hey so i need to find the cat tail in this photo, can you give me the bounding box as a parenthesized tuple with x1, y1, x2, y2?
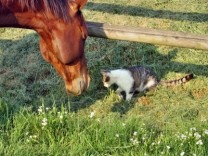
(159, 73, 194, 87)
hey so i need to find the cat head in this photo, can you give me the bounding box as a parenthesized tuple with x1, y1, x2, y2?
(101, 70, 113, 88)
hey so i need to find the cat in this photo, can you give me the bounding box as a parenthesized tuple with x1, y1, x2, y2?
(101, 66, 193, 101)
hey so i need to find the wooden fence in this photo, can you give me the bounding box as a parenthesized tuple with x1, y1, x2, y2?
(86, 21, 208, 50)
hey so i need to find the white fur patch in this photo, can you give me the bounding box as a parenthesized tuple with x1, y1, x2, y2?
(144, 79, 156, 89)
(106, 69, 134, 92)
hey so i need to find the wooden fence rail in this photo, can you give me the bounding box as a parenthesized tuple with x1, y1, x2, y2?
(86, 21, 208, 50)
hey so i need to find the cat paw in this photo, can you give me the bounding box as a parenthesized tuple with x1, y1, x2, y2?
(126, 93, 133, 101)
(118, 94, 124, 100)
(116, 88, 123, 94)
(126, 97, 132, 101)
(117, 91, 126, 100)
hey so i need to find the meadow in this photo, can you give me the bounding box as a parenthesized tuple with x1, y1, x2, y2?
(0, 0, 208, 155)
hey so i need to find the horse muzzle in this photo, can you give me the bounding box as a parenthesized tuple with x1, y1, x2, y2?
(65, 73, 90, 95)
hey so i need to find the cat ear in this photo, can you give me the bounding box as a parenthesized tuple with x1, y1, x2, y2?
(100, 69, 110, 75)
(101, 70, 111, 82)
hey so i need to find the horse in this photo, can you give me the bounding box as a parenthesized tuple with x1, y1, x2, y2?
(0, 0, 90, 95)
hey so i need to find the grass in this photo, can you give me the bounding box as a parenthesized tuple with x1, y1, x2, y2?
(0, 0, 208, 155)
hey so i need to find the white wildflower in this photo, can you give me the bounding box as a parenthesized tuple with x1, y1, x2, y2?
(194, 132, 201, 139)
(96, 118, 101, 122)
(122, 123, 126, 127)
(180, 151, 185, 156)
(204, 129, 208, 135)
(166, 145, 170, 150)
(133, 131, 137, 136)
(130, 137, 139, 145)
(38, 106, 43, 114)
(196, 140, 203, 145)
(190, 127, 196, 131)
(59, 115, 63, 119)
(42, 118, 47, 126)
(193, 154, 196, 156)
(134, 140, 139, 145)
(115, 134, 119, 138)
(181, 134, 187, 140)
(29, 135, 37, 139)
(89, 111, 95, 118)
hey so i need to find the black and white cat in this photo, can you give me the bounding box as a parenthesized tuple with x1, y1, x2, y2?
(101, 66, 193, 101)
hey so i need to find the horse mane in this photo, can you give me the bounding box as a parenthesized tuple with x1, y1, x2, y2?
(2, 0, 73, 21)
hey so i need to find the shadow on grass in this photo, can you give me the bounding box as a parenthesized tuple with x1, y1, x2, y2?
(86, 2, 208, 22)
(111, 100, 135, 115)
(0, 33, 62, 106)
(111, 92, 149, 115)
(0, 33, 106, 113)
(69, 40, 208, 114)
(1, 32, 208, 114)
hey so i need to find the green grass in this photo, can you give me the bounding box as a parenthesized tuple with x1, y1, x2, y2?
(0, 0, 208, 155)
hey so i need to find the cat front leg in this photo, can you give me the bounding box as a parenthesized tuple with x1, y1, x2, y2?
(116, 87, 123, 94)
(126, 93, 133, 101)
(116, 87, 125, 100)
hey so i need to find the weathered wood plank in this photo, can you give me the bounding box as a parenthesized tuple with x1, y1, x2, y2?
(86, 21, 208, 50)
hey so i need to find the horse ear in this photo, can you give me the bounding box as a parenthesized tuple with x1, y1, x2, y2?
(75, 0, 88, 9)
(70, 0, 87, 11)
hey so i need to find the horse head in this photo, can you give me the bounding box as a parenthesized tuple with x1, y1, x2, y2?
(0, 0, 90, 95)
(37, 0, 90, 95)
